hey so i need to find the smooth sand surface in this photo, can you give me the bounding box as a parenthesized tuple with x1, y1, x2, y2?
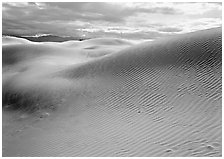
(2, 36, 32, 45)
(2, 28, 222, 157)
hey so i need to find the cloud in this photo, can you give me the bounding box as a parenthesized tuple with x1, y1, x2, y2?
(134, 6, 181, 15)
(2, 2, 222, 39)
(2, 2, 130, 36)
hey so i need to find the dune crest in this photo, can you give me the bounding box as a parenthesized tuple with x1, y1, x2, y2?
(2, 36, 32, 45)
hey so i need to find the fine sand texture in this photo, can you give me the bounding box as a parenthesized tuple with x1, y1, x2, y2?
(2, 28, 222, 157)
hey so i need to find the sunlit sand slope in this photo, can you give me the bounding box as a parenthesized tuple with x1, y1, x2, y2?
(2, 36, 32, 45)
(2, 28, 221, 157)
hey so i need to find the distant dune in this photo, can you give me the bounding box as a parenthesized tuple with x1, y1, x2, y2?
(2, 36, 32, 45)
(2, 28, 222, 157)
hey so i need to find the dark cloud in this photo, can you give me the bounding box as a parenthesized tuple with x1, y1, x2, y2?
(2, 2, 182, 36)
(3, 2, 127, 25)
(2, 2, 221, 38)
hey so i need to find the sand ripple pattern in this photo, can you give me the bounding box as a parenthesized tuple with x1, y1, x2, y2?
(2, 28, 222, 157)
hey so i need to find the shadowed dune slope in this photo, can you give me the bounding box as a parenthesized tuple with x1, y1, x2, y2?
(2, 28, 222, 157)
(2, 37, 132, 111)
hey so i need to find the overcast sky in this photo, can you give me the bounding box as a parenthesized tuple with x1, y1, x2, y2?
(2, 2, 222, 39)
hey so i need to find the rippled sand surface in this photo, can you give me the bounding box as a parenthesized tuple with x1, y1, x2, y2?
(2, 28, 222, 157)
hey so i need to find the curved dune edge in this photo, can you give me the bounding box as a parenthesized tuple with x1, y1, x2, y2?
(2, 28, 222, 157)
(2, 36, 32, 45)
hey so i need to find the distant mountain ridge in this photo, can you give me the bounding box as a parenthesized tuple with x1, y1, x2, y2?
(3, 34, 89, 42)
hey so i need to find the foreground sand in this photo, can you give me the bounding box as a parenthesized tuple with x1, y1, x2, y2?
(2, 28, 222, 157)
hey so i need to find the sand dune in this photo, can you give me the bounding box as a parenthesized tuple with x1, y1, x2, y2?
(2, 36, 32, 45)
(2, 28, 222, 157)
